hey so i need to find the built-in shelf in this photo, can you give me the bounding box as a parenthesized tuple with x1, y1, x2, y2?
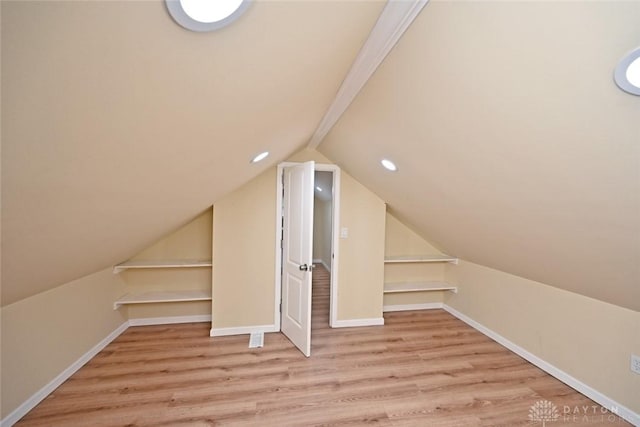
(384, 255, 458, 264)
(113, 290, 212, 310)
(113, 259, 212, 274)
(383, 281, 458, 294)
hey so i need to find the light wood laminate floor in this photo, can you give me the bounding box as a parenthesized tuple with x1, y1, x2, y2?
(17, 266, 629, 426)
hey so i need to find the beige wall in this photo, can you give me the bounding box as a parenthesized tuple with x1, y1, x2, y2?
(445, 260, 640, 415)
(0, 268, 127, 418)
(212, 148, 386, 329)
(336, 173, 386, 321)
(385, 212, 441, 257)
(212, 168, 277, 329)
(312, 197, 332, 269)
(1, 210, 214, 419)
(121, 208, 213, 319)
(130, 208, 212, 261)
(384, 212, 447, 307)
(383, 290, 444, 307)
(318, 1, 640, 313)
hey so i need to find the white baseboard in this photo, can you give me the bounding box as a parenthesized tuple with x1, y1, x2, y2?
(210, 324, 278, 337)
(1, 315, 214, 427)
(383, 302, 443, 312)
(443, 304, 639, 427)
(0, 321, 129, 427)
(312, 259, 331, 272)
(331, 317, 385, 328)
(128, 314, 212, 326)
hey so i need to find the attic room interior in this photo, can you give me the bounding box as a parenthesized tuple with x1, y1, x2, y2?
(1, 0, 639, 425)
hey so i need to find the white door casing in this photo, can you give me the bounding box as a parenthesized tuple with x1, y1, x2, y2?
(281, 161, 315, 357)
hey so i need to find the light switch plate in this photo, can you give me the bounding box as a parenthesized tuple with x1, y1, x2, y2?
(631, 354, 640, 374)
(340, 227, 348, 239)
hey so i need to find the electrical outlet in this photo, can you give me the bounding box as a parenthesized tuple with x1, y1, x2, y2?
(631, 354, 640, 375)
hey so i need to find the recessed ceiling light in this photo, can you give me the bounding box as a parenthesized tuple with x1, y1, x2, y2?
(166, 0, 250, 32)
(250, 151, 269, 164)
(614, 47, 640, 96)
(315, 186, 323, 192)
(381, 159, 397, 172)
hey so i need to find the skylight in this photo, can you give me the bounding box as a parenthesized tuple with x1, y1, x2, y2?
(625, 56, 640, 88)
(166, 0, 250, 32)
(180, 0, 243, 23)
(614, 47, 640, 96)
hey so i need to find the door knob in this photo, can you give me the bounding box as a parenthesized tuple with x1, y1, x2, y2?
(299, 264, 309, 271)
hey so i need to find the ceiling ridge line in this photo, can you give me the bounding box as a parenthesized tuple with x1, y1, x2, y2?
(307, 0, 429, 150)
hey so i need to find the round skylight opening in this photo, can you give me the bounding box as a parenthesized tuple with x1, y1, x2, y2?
(166, 0, 250, 32)
(250, 151, 269, 164)
(381, 159, 398, 172)
(180, 0, 243, 23)
(614, 47, 640, 96)
(626, 56, 640, 88)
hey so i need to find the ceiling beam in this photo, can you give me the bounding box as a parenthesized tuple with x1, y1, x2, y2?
(307, 0, 429, 149)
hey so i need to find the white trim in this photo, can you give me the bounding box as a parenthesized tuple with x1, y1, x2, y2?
(128, 314, 211, 327)
(274, 164, 285, 332)
(443, 304, 639, 426)
(113, 290, 211, 310)
(307, 0, 429, 149)
(384, 255, 458, 264)
(0, 322, 129, 427)
(113, 259, 212, 274)
(313, 164, 341, 328)
(383, 302, 443, 312)
(210, 324, 278, 337)
(331, 317, 385, 328)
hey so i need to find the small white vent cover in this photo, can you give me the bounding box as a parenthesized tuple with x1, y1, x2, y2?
(249, 332, 264, 348)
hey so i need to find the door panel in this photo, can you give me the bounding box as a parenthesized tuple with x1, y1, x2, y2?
(286, 275, 302, 325)
(281, 161, 314, 357)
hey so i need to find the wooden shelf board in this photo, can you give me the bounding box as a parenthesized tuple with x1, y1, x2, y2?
(384, 281, 458, 294)
(113, 259, 212, 273)
(384, 255, 458, 264)
(113, 290, 212, 310)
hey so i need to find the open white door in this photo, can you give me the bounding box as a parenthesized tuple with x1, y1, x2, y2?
(281, 161, 314, 357)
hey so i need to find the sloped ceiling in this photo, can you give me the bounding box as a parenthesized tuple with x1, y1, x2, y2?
(318, 1, 640, 311)
(3, 0, 639, 313)
(1, 0, 385, 305)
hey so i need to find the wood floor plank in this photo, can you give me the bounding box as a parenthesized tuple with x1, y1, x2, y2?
(16, 265, 630, 426)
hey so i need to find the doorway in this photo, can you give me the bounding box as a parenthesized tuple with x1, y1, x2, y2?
(275, 163, 341, 356)
(312, 171, 334, 328)
(312, 171, 334, 273)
